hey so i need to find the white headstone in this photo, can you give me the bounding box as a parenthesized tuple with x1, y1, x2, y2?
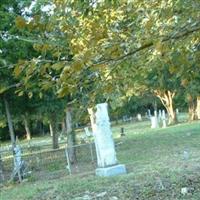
(151, 116, 158, 128)
(183, 149, 189, 160)
(151, 110, 158, 128)
(88, 104, 117, 167)
(137, 114, 142, 121)
(154, 110, 157, 117)
(88, 103, 126, 176)
(158, 110, 162, 122)
(147, 109, 151, 118)
(162, 110, 167, 128)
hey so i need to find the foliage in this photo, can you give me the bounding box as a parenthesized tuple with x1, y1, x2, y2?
(0, 0, 200, 139)
(13, 0, 200, 99)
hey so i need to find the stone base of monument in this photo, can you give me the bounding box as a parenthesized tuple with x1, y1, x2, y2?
(95, 164, 127, 177)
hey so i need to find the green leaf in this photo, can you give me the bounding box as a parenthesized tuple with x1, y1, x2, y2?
(28, 92, 33, 98)
(18, 91, 24, 96)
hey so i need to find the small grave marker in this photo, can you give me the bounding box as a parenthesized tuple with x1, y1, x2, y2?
(120, 127, 125, 137)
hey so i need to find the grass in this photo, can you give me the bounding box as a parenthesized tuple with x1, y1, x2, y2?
(1, 119, 200, 200)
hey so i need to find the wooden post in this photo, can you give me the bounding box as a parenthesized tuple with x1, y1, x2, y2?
(0, 154, 5, 182)
(65, 147, 72, 175)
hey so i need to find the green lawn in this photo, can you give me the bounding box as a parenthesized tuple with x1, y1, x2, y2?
(1, 120, 200, 200)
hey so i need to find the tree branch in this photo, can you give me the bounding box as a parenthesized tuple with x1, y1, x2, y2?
(94, 21, 200, 66)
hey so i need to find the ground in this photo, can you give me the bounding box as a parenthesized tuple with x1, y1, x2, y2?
(1, 117, 200, 200)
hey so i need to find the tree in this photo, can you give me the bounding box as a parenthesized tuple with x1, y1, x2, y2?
(34, 92, 66, 149)
(13, 0, 200, 127)
(0, 0, 36, 146)
(178, 43, 200, 121)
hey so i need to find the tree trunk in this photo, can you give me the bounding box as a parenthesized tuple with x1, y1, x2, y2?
(61, 119, 67, 136)
(188, 95, 197, 121)
(167, 100, 177, 125)
(4, 97, 23, 181)
(155, 90, 177, 125)
(49, 123, 53, 136)
(66, 107, 76, 164)
(49, 113, 59, 149)
(196, 96, 200, 120)
(23, 114, 31, 140)
(4, 96, 16, 147)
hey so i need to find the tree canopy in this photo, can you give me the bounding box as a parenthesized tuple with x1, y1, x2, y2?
(0, 0, 200, 140)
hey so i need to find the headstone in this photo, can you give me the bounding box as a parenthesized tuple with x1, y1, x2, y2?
(154, 110, 157, 117)
(158, 110, 162, 122)
(145, 112, 148, 119)
(122, 116, 126, 122)
(120, 127, 125, 137)
(151, 110, 158, 128)
(123, 116, 129, 122)
(137, 114, 142, 121)
(176, 108, 179, 121)
(151, 116, 158, 128)
(183, 149, 189, 160)
(147, 109, 151, 118)
(88, 103, 126, 176)
(162, 110, 167, 128)
(181, 187, 188, 195)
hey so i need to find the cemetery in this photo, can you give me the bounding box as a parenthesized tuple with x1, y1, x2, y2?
(0, 0, 200, 199)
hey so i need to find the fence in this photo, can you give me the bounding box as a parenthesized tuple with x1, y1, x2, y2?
(0, 113, 188, 186)
(0, 116, 156, 185)
(0, 142, 97, 185)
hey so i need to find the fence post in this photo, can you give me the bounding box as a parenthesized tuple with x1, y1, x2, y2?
(0, 154, 4, 182)
(65, 147, 72, 175)
(12, 146, 22, 182)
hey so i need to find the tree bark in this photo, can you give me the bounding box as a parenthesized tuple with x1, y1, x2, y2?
(196, 96, 200, 120)
(154, 90, 177, 125)
(49, 113, 59, 149)
(188, 95, 197, 121)
(49, 123, 53, 137)
(23, 114, 31, 140)
(4, 97, 23, 181)
(4, 96, 16, 147)
(66, 107, 76, 164)
(61, 119, 67, 136)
